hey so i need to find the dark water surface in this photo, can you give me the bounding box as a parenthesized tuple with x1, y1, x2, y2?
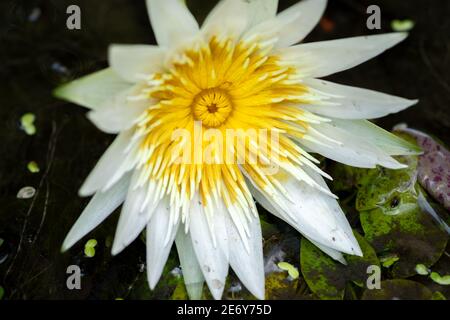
(0, 0, 449, 299)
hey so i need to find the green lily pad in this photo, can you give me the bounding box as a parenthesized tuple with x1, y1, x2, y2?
(362, 279, 432, 300)
(300, 231, 380, 300)
(431, 291, 446, 300)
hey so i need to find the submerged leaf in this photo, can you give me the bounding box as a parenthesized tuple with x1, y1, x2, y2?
(362, 279, 432, 300)
(300, 231, 379, 300)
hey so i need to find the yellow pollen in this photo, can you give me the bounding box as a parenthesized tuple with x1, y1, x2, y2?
(133, 36, 315, 218)
(192, 88, 233, 128)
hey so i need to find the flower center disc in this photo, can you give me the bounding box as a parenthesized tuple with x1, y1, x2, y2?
(192, 88, 233, 128)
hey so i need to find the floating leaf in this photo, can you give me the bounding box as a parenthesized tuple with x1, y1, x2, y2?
(380, 254, 399, 268)
(277, 262, 299, 279)
(0, 286, 4, 300)
(362, 279, 432, 300)
(85, 239, 98, 248)
(415, 264, 429, 275)
(20, 113, 36, 135)
(84, 239, 98, 258)
(27, 161, 40, 173)
(431, 291, 446, 300)
(264, 272, 301, 300)
(391, 19, 415, 32)
(300, 231, 380, 300)
(430, 272, 450, 285)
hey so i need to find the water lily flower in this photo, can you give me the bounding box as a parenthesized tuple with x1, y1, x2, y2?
(56, 0, 421, 300)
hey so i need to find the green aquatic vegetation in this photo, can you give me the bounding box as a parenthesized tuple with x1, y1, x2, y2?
(300, 231, 380, 300)
(391, 19, 415, 32)
(277, 262, 299, 280)
(380, 254, 400, 268)
(20, 113, 37, 135)
(84, 239, 98, 258)
(430, 272, 450, 285)
(0, 286, 4, 300)
(27, 161, 40, 173)
(354, 155, 448, 278)
(431, 291, 446, 300)
(415, 264, 430, 275)
(361, 279, 432, 300)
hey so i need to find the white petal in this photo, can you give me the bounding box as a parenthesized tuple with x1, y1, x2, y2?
(278, 33, 407, 78)
(299, 121, 407, 169)
(62, 173, 130, 252)
(87, 84, 149, 134)
(249, 181, 346, 263)
(79, 129, 134, 197)
(175, 229, 204, 300)
(247, 0, 278, 28)
(331, 119, 422, 155)
(225, 209, 265, 299)
(146, 0, 199, 48)
(309, 239, 347, 264)
(53, 68, 131, 110)
(302, 79, 418, 119)
(146, 199, 180, 289)
(202, 0, 249, 39)
(189, 195, 229, 300)
(111, 171, 154, 256)
(108, 45, 166, 83)
(246, 171, 362, 256)
(246, 0, 326, 47)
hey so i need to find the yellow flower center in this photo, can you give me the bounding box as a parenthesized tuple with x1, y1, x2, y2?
(192, 88, 233, 128)
(130, 36, 327, 227)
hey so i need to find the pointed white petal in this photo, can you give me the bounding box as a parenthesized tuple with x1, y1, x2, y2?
(108, 45, 166, 83)
(87, 84, 149, 134)
(62, 173, 130, 252)
(202, 0, 249, 39)
(278, 33, 407, 77)
(176, 229, 205, 300)
(309, 239, 347, 264)
(111, 172, 154, 256)
(246, 171, 362, 256)
(146, 0, 199, 48)
(79, 129, 134, 197)
(225, 209, 265, 300)
(189, 195, 229, 300)
(249, 182, 346, 263)
(332, 119, 422, 155)
(246, 0, 326, 47)
(298, 121, 407, 169)
(146, 199, 180, 289)
(53, 68, 131, 110)
(302, 79, 418, 119)
(247, 0, 278, 28)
